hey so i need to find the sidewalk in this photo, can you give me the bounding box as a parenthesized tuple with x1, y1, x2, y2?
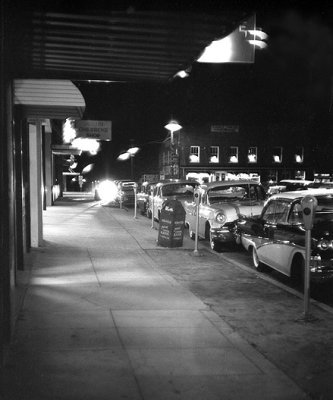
(1, 197, 311, 399)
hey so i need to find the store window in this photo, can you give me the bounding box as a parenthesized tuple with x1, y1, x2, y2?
(229, 146, 238, 163)
(295, 146, 304, 163)
(209, 146, 219, 163)
(248, 146, 257, 163)
(189, 146, 200, 163)
(273, 147, 283, 163)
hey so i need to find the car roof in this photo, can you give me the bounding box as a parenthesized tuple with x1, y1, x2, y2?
(269, 188, 333, 201)
(279, 179, 313, 184)
(156, 179, 199, 186)
(201, 180, 262, 189)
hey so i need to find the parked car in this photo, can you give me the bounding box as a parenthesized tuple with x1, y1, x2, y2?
(267, 179, 313, 196)
(147, 179, 199, 221)
(235, 189, 333, 283)
(184, 180, 266, 251)
(136, 181, 157, 216)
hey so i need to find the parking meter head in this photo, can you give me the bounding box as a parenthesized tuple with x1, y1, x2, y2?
(194, 188, 201, 205)
(301, 195, 318, 230)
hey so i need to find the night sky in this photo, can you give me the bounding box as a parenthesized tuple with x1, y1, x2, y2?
(73, 3, 333, 181)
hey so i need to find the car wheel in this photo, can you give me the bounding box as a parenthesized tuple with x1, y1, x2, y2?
(252, 246, 266, 272)
(206, 225, 222, 252)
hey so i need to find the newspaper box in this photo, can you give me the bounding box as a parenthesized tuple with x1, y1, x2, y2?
(157, 199, 185, 247)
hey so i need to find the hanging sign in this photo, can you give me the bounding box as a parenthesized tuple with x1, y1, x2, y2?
(76, 120, 112, 141)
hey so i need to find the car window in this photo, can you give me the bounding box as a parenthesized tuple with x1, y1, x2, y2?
(289, 202, 303, 224)
(162, 183, 197, 197)
(208, 184, 264, 204)
(262, 200, 290, 224)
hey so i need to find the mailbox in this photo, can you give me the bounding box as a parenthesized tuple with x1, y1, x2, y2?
(157, 199, 186, 247)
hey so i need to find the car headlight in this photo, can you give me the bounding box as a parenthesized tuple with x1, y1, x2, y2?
(317, 239, 332, 250)
(215, 212, 227, 225)
(98, 180, 118, 203)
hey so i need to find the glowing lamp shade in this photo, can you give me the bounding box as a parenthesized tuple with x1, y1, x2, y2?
(127, 146, 140, 155)
(117, 152, 131, 161)
(229, 155, 238, 163)
(197, 36, 233, 63)
(164, 121, 182, 132)
(210, 156, 219, 163)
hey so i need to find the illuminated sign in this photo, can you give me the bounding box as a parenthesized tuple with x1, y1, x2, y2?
(76, 120, 112, 141)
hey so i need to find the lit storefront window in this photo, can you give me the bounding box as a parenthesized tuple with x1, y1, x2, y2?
(273, 147, 283, 163)
(229, 146, 238, 163)
(209, 146, 219, 163)
(189, 146, 200, 163)
(295, 146, 304, 163)
(248, 146, 257, 163)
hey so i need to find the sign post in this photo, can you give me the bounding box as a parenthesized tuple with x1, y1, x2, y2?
(300, 195, 318, 320)
(133, 183, 138, 219)
(193, 188, 201, 256)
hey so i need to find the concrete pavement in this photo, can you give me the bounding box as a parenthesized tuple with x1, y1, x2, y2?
(1, 195, 311, 399)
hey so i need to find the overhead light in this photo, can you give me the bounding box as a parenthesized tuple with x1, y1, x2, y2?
(197, 36, 233, 63)
(117, 152, 131, 161)
(174, 69, 190, 79)
(247, 29, 268, 41)
(127, 146, 140, 155)
(248, 39, 267, 49)
(164, 121, 182, 132)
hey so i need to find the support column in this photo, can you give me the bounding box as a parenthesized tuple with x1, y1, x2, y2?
(29, 120, 43, 247)
(44, 126, 52, 207)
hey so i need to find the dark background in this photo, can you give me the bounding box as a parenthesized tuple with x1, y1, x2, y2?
(72, 2, 333, 181)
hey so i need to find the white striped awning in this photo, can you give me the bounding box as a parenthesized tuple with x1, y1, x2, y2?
(14, 79, 86, 119)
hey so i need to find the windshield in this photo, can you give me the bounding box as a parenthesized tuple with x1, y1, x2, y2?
(162, 183, 198, 197)
(208, 184, 264, 204)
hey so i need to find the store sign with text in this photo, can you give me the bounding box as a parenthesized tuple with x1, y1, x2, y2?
(76, 120, 112, 141)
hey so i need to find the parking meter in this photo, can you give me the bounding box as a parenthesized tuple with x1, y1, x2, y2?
(133, 183, 138, 219)
(300, 195, 318, 320)
(193, 188, 201, 255)
(194, 188, 201, 205)
(301, 195, 318, 230)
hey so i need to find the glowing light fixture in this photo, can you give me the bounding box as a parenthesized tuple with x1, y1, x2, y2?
(197, 36, 233, 63)
(229, 155, 238, 163)
(72, 137, 100, 155)
(273, 155, 281, 163)
(210, 156, 219, 163)
(164, 120, 182, 144)
(117, 152, 131, 161)
(248, 154, 257, 163)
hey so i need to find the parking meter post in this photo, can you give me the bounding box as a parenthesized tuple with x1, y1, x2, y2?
(300, 195, 318, 320)
(151, 189, 155, 229)
(133, 184, 138, 219)
(304, 230, 311, 317)
(193, 188, 201, 256)
(194, 202, 200, 255)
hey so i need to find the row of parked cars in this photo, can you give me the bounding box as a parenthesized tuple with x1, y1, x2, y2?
(96, 177, 333, 284)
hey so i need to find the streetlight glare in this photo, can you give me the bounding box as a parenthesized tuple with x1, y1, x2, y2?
(164, 121, 182, 132)
(117, 152, 131, 161)
(127, 146, 140, 155)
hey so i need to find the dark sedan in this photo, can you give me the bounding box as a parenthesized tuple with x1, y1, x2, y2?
(235, 189, 333, 283)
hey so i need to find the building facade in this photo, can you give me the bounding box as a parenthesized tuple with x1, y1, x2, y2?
(159, 122, 313, 186)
